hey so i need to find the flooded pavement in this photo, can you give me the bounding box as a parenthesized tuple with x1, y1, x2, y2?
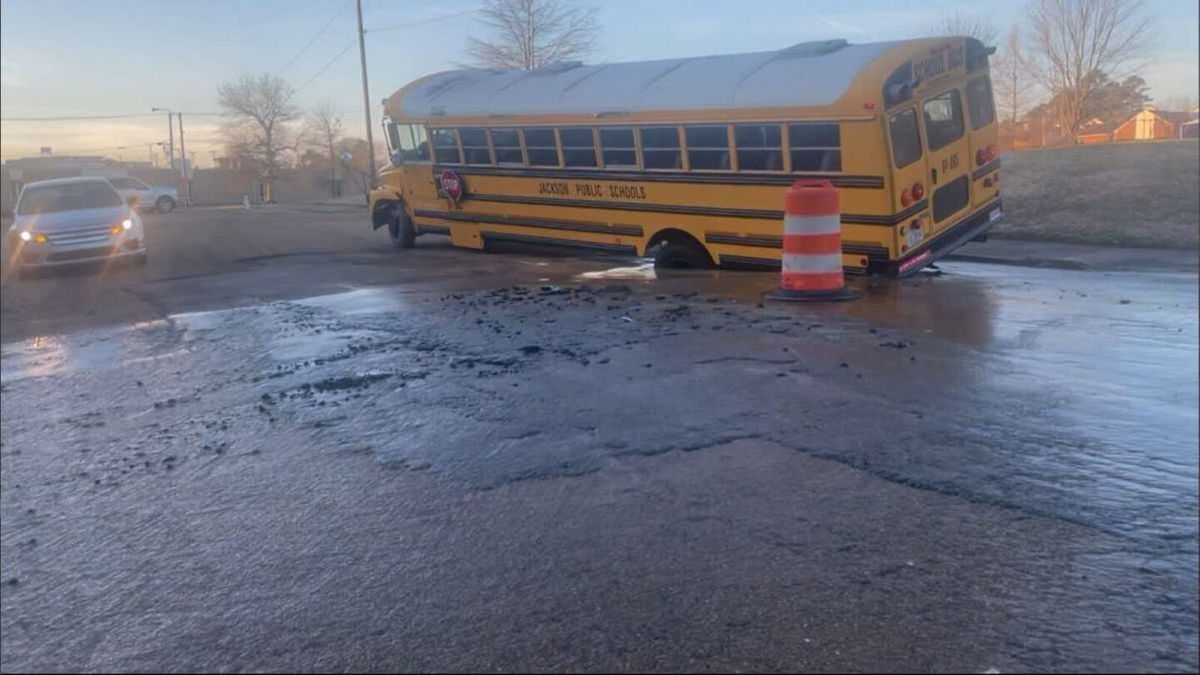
(1, 214, 1197, 671)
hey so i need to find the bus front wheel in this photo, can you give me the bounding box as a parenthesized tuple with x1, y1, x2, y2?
(653, 238, 714, 270)
(389, 210, 416, 249)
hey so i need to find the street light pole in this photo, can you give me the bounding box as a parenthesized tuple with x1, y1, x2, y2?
(356, 0, 376, 201)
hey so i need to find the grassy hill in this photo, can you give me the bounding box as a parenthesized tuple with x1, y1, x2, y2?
(994, 140, 1198, 249)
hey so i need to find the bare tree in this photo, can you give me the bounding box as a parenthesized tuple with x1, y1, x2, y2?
(218, 73, 300, 202)
(1025, 0, 1153, 143)
(933, 10, 998, 44)
(466, 0, 599, 70)
(306, 101, 344, 198)
(992, 26, 1031, 147)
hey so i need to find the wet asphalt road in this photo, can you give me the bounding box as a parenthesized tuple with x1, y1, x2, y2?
(1, 205, 1197, 672)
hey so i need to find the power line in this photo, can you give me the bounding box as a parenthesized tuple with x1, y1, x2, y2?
(2, 113, 158, 121)
(366, 7, 480, 33)
(294, 41, 355, 93)
(3, 111, 222, 121)
(277, 0, 353, 73)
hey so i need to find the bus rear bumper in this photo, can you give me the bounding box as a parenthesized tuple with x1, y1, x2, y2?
(883, 198, 1003, 278)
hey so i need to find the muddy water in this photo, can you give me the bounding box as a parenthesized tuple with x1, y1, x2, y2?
(1, 260, 1196, 670)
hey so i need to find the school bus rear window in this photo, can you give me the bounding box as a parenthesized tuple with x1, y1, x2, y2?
(966, 77, 995, 130)
(923, 90, 965, 151)
(889, 109, 922, 168)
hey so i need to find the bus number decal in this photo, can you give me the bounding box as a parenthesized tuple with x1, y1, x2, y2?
(941, 154, 959, 172)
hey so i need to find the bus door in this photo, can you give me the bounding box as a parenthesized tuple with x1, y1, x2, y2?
(919, 87, 971, 234)
(386, 121, 439, 209)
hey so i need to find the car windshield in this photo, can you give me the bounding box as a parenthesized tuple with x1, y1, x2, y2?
(17, 181, 123, 214)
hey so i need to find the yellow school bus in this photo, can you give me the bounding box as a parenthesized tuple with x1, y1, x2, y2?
(370, 36, 1003, 276)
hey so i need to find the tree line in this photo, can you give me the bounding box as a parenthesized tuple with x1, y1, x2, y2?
(939, 0, 1182, 148)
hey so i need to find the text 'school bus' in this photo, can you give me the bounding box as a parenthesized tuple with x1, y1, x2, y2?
(369, 36, 1003, 276)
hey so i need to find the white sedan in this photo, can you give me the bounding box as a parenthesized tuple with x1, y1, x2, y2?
(7, 177, 147, 269)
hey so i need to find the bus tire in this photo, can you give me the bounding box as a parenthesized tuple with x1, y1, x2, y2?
(389, 209, 416, 249)
(653, 237, 714, 270)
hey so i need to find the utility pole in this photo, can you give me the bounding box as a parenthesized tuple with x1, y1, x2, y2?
(177, 112, 190, 207)
(356, 0, 376, 201)
(152, 107, 176, 172)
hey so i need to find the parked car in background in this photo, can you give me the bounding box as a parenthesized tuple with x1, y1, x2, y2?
(107, 176, 178, 213)
(6, 177, 146, 270)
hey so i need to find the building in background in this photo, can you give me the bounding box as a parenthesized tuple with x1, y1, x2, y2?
(1076, 107, 1200, 144)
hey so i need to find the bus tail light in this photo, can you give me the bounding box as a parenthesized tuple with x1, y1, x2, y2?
(911, 182, 924, 201)
(976, 149, 988, 166)
(901, 187, 913, 207)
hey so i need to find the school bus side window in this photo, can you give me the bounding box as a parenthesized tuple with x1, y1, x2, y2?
(523, 128, 558, 166)
(685, 125, 730, 171)
(599, 128, 637, 168)
(639, 127, 681, 169)
(889, 109, 922, 168)
(490, 128, 523, 164)
(966, 77, 995, 130)
(788, 123, 840, 171)
(735, 124, 782, 171)
(459, 128, 491, 164)
(923, 90, 965, 151)
(431, 128, 461, 163)
(560, 128, 597, 167)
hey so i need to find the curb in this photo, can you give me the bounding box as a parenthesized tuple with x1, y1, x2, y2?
(943, 252, 1199, 274)
(942, 253, 1092, 271)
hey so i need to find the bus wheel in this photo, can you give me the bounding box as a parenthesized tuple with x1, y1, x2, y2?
(654, 238, 714, 270)
(389, 210, 416, 249)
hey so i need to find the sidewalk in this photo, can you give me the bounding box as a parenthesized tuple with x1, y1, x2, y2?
(945, 239, 1199, 274)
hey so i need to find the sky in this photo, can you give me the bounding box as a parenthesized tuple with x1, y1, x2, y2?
(1, 0, 1197, 164)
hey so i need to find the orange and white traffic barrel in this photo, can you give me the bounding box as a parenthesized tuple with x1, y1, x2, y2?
(767, 179, 856, 302)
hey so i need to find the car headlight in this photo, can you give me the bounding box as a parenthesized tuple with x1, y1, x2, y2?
(19, 230, 31, 242)
(122, 219, 133, 230)
(110, 219, 133, 235)
(17, 231, 46, 243)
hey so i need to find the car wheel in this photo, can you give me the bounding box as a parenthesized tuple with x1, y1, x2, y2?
(155, 196, 176, 213)
(389, 209, 416, 250)
(654, 238, 714, 270)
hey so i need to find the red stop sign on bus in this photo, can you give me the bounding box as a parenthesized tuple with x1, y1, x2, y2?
(439, 169, 464, 203)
